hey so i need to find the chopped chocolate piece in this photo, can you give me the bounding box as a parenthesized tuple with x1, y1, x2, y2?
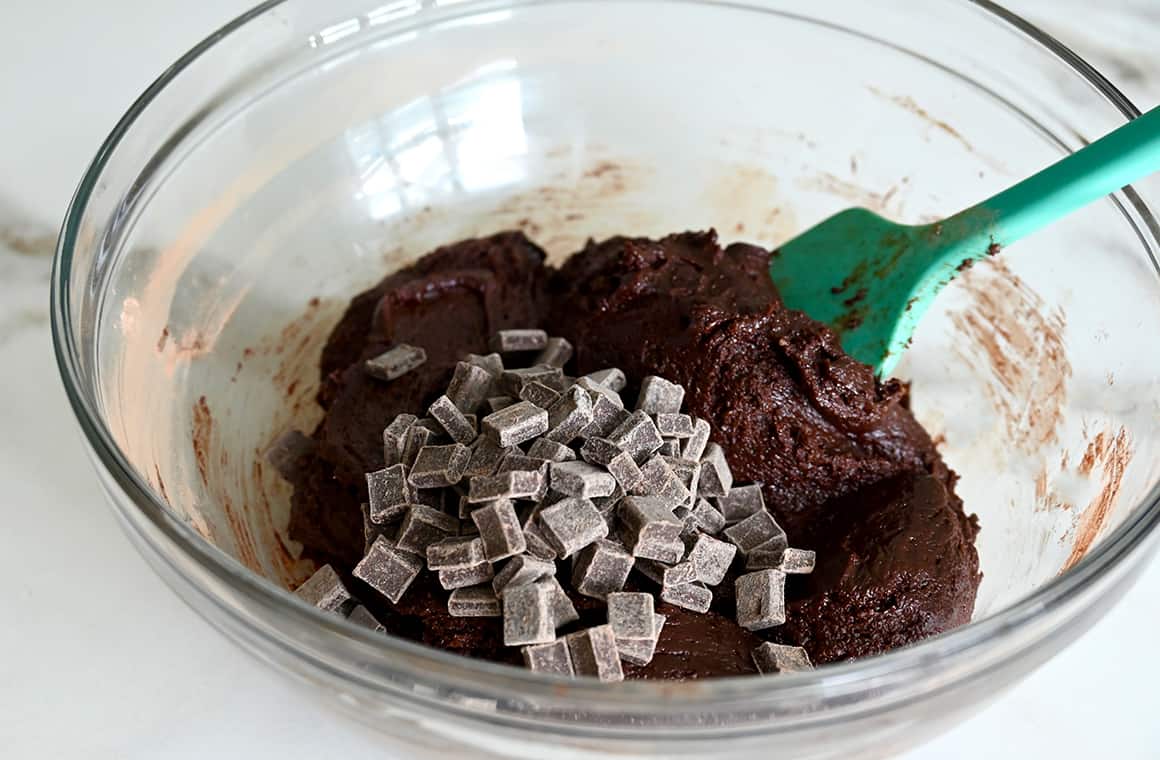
(571, 538, 634, 599)
(650, 537, 687, 565)
(414, 417, 446, 438)
(400, 425, 432, 469)
(565, 625, 624, 682)
(360, 502, 384, 553)
(579, 437, 620, 466)
(609, 410, 664, 463)
(657, 440, 680, 457)
(497, 453, 549, 474)
(381, 414, 418, 467)
(635, 376, 685, 415)
(395, 505, 458, 555)
(265, 429, 316, 480)
(486, 396, 516, 413)
(746, 536, 790, 570)
(446, 361, 494, 412)
(294, 564, 353, 614)
(412, 487, 446, 510)
(523, 521, 559, 561)
(364, 343, 427, 381)
(491, 328, 549, 353)
(752, 642, 813, 674)
(428, 395, 477, 444)
(605, 450, 644, 492)
(606, 592, 657, 640)
(426, 535, 486, 570)
(583, 367, 627, 392)
(617, 614, 666, 666)
(654, 413, 694, 438)
(438, 560, 495, 590)
(715, 483, 764, 523)
(662, 456, 701, 504)
(698, 443, 734, 498)
(629, 456, 690, 504)
(619, 496, 684, 559)
(542, 573, 580, 626)
(518, 380, 561, 409)
(724, 510, 785, 555)
(581, 394, 630, 439)
(492, 554, 555, 595)
(527, 437, 576, 462)
(503, 580, 557, 646)
(500, 365, 567, 395)
(408, 443, 471, 488)
(660, 582, 712, 613)
(470, 498, 527, 561)
(545, 386, 594, 444)
(482, 401, 549, 447)
(662, 560, 697, 587)
(346, 604, 385, 632)
(467, 470, 546, 502)
(354, 536, 424, 604)
(550, 460, 617, 498)
(522, 639, 575, 676)
(681, 418, 711, 461)
(448, 585, 502, 617)
(465, 437, 515, 478)
(735, 569, 787, 630)
(465, 351, 504, 376)
(538, 497, 609, 558)
(778, 547, 816, 574)
(534, 336, 574, 369)
(689, 498, 726, 536)
(366, 464, 413, 525)
(686, 533, 737, 585)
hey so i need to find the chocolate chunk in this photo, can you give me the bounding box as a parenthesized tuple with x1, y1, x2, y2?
(527, 438, 576, 462)
(545, 386, 594, 444)
(408, 443, 471, 488)
(438, 561, 495, 590)
(364, 343, 427, 381)
(428, 395, 477, 444)
(635, 376, 685, 415)
(609, 410, 664, 463)
(680, 418, 711, 461)
(579, 437, 621, 467)
(491, 328, 549, 353)
(630, 456, 690, 504)
(581, 394, 630, 439)
(657, 440, 680, 457)
(467, 470, 546, 502)
(723, 510, 785, 555)
(294, 564, 353, 614)
(448, 585, 501, 617)
(492, 554, 555, 595)
(715, 483, 764, 523)
(698, 443, 734, 497)
(686, 533, 737, 585)
(619, 496, 683, 559)
(354, 536, 424, 604)
(778, 547, 816, 574)
(735, 569, 787, 630)
(571, 538, 634, 599)
(465, 437, 515, 478)
(550, 460, 617, 498)
(745, 536, 790, 570)
(446, 361, 494, 412)
(616, 614, 666, 666)
(606, 450, 643, 492)
(470, 498, 528, 561)
(502, 580, 557, 646)
(654, 413, 694, 438)
(538, 497, 609, 558)
(752, 642, 813, 674)
(661, 456, 700, 504)
(689, 498, 726, 536)
(400, 425, 432, 469)
(381, 414, 418, 467)
(518, 380, 561, 409)
(522, 638, 575, 676)
(522, 517, 559, 561)
(606, 592, 657, 640)
(346, 604, 385, 632)
(660, 582, 712, 613)
(360, 502, 385, 553)
(466, 352, 504, 377)
(497, 453, 549, 475)
(486, 396, 516, 413)
(482, 401, 549, 447)
(412, 486, 446, 510)
(366, 464, 413, 524)
(565, 625, 624, 682)
(395, 505, 458, 555)
(534, 336, 574, 368)
(542, 573, 580, 626)
(500, 365, 567, 396)
(426, 535, 486, 570)
(583, 368, 627, 392)
(265, 429, 316, 481)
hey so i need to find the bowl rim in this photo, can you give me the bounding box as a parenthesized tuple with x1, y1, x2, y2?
(49, 0, 1160, 721)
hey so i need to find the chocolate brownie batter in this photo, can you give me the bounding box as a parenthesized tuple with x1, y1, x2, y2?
(288, 229, 980, 676)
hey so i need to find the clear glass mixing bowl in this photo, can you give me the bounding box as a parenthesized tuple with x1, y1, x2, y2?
(51, 1, 1160, 757)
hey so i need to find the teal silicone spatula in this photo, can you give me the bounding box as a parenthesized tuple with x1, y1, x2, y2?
(769, 105, 1160, 377)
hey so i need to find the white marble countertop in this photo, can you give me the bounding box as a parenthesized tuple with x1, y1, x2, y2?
(1, 1, 1157, 757)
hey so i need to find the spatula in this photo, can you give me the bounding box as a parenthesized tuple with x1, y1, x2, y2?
(769, 105, 1160, 377)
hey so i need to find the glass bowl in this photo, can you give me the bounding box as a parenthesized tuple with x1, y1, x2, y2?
(51, 0, 1160, 757)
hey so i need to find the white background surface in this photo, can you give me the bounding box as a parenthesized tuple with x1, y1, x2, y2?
(1, 1, 1157, 758)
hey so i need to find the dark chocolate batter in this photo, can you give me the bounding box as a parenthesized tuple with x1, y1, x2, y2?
(288, 230, 980, 677)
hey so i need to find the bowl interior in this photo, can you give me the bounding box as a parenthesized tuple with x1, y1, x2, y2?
(80, 0, 1160, 638)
